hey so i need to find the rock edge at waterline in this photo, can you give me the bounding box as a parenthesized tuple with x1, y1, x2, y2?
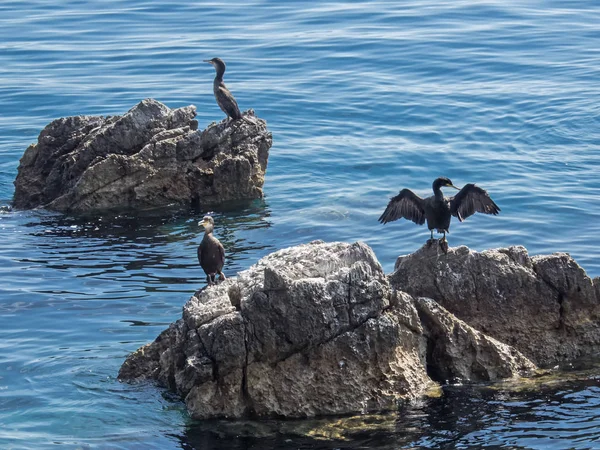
(13, 98, 272, 212)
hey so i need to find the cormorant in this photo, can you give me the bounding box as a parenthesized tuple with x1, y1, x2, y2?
(204, 57, 243, 122)
(197, 215, 226, 285)
(378, 177, 500, 246)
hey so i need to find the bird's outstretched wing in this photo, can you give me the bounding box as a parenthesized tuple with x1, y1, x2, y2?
(218, 85, 241, 119)
(450, 184, 500, 222)
(378, 189, 426, 225)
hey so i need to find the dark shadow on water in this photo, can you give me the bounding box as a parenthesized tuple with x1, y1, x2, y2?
(11, 198, 274, 280)
(120, 319, 171, 327)
(20, 198, 271, 240)
(179, 421, 351, 450)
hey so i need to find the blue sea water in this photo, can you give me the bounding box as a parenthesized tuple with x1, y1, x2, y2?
(1, 0, 600, 448)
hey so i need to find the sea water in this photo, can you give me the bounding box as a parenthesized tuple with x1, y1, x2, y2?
(1, 1, 599, 448)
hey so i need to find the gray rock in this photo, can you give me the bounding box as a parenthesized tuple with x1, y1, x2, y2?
(13, 99, 271, 212)
(390, 243, 600, 366)
(414, 297, 536, 383)
(119, 241, 535, 419)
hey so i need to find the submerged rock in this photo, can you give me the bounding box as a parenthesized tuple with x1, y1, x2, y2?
(119, 241, 535, 419)
(390, 244, 600, 366)
(13, 98, 271, 212)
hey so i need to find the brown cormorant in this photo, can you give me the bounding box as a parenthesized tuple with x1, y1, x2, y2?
(378, 177, 500, 246)
(204, 57, 243, 122)
(197, 215, 226, 285)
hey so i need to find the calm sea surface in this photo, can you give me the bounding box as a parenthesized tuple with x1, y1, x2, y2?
(1, 1, 600, 448)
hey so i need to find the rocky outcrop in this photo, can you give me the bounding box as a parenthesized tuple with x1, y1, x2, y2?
(13, 99, 271, 212)
(119, 241, 535, 419)
(414, 297, 535, 382)
(390, 244, 600, 366)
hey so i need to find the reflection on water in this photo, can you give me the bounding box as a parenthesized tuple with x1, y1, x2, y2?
(17, 199, 273, 283)
(181, 366, 600, 450)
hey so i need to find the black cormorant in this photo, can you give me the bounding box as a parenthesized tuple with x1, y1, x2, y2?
(204, 57, 243, 122)
(378, 177, 500, 246)
(197, 215, 226, 285)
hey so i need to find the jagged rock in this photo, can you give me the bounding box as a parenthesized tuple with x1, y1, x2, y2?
(119, 241, 534, 419)
(414, 297, 536, 382)
(12, 98, 271, 212)
(390, 244, 600, 366)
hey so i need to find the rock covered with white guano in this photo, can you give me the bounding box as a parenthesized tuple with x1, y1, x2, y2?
(13, 98, 271, 212)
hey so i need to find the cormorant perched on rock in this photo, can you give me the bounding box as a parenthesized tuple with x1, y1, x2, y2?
(197, 215, 226, 285)
(204, 57, 244, 122)
(378, 177, 500, 249)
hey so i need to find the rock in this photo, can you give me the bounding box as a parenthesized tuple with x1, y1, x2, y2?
(119, 241, 534, 419)
(414, 297, 536, 383)
(12, 99, 272, 212)
(390, 244, 600, 366)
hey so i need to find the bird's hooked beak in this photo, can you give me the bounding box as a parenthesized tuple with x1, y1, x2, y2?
(198, 220, 207, 228)
(203, 59, 214, 65)
(450, 184, 460, 190)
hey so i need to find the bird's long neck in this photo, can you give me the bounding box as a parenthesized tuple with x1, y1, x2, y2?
(432, 182, 445, 202)
(214, 65, 225, 81)
(203, 226, 214, 238)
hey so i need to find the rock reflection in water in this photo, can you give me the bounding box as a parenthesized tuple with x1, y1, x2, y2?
(11, 200, 273, 302)
(181, 367, 600, 449)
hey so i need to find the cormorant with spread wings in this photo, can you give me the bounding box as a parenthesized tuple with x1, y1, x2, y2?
(378, 177, 500, 247)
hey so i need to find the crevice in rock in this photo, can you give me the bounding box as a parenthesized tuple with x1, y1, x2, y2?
(228, 283, 242, 311)
(557, 292, 566, 331)
(533, 267, 569, 332)
(55, 168, 148, 206)
(469, 269, 481, 307)
(249, 305, 384, 371)
(196, 330, 218, 382)
(241, 318, 255, 417)
(190, 193, 201, 209)
(414, 306, 446, 384)
(200, 147, 217, 162)
(431, 273, 449, 306)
